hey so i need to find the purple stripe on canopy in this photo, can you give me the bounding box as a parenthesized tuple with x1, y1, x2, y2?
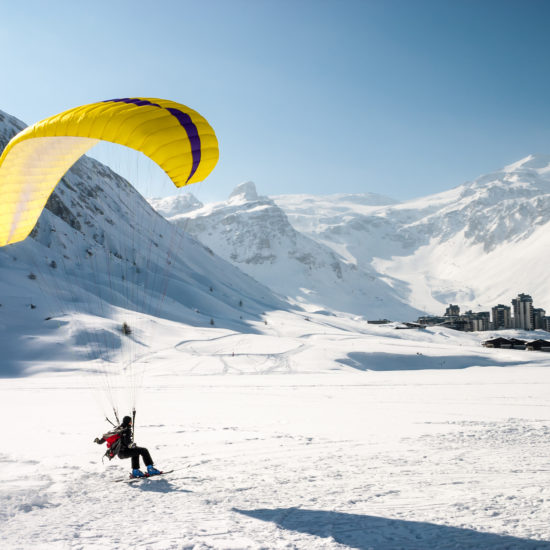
(103, 98, 202, 182)
(166, 107, 201, 182)
(104, 98, 162, 108)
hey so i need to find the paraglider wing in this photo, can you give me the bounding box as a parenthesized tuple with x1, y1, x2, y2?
(0, 97, 219, 246)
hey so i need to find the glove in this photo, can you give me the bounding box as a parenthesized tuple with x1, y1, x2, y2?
(94, 437, 102, 444)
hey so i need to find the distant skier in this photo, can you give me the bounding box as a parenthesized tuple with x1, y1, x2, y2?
(94, 415, 162, 478)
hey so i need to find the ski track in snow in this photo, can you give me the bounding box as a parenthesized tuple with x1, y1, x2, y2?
(2, 372, 550, 549)
(174, 332, 307, 375)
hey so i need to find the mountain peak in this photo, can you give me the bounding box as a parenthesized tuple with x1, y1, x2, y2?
(148, 193, 203, 218)
(229, 181, 258, 201)
(503, 154, 550, 175)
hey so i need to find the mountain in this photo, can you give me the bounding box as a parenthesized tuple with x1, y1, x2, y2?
(274, 155, 550, 314)
(0, 110, 285, 375)
(150, 182, 424, 320)
(152, 156, 550, 318)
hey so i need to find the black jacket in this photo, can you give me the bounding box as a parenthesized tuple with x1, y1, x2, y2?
(118, 425, 133, 452)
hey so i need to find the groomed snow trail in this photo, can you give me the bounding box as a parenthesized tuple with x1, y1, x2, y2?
(1, 368, 550, 549)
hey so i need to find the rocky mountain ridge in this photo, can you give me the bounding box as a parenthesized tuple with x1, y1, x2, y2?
(151, 181, 423, 320)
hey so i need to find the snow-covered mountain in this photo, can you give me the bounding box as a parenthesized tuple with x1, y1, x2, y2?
(150, 182, 423, 320)
(274, 155, 550, 314)
(0, 110, 286, 376)
(152, 156, 550, 318)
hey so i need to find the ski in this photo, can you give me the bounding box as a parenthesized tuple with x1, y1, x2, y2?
(114, 469, 174, 483)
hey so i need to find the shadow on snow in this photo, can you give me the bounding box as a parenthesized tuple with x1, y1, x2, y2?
(337, 351, 533, 371)
(129, 478, 192, 494)
(234, 507, 550, 550)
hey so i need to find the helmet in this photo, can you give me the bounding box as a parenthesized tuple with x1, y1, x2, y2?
(122, 415, 132, 426)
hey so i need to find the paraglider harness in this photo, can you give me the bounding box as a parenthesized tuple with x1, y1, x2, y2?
(102, 429, 123, 460)
(97, 409, 136, 462)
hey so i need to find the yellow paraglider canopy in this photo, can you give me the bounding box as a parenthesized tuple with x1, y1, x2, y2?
(0, 98, 219, 246)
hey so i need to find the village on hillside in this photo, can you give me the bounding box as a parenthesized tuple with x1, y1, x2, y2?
(370, 293, 550, 352)
(416, 293, 549, 332)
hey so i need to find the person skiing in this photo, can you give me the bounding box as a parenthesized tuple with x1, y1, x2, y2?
(94, 415, 162, 478)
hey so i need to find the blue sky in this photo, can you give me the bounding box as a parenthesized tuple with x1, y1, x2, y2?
(2, 0, 550, 203)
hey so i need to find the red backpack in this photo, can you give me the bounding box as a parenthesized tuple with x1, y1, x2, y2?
(102, 431, 122, 460)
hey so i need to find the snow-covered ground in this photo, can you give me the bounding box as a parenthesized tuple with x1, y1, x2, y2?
(2, 315, 550, 549)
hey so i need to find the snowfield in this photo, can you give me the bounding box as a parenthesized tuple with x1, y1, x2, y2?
(2, 316, 550, 549)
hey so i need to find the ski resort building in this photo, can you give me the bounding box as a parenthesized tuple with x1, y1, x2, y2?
(417, 308, 490, 332)
(533, 308, 547, 329)
(445, 304, 460, 317)
(417, 294, 550, 333)
(512, 294, 534, 330)
(526, 339, 550, 351)
(491, 304, 512, 329)
(483, 337, 517, 349)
